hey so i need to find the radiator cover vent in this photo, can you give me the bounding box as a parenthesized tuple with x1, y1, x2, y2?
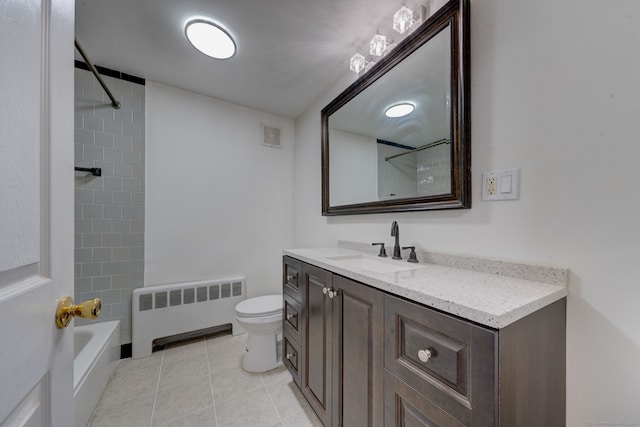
(132, 277, 246, 359)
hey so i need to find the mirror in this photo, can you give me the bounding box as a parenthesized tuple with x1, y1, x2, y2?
(322, 0, 469, 215)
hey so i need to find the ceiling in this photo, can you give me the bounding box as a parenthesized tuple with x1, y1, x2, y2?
(75, 0, 409, 118)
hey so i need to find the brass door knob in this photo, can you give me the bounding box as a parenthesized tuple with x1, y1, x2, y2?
(55, 296, 101, 328)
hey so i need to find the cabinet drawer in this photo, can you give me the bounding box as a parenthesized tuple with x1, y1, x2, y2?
(283, 257, 302, 302)
(385, 294, 496, 423)
(283, 293, 301, 342)
(282, 334, 301, 385)
(384, 370, 464, 427)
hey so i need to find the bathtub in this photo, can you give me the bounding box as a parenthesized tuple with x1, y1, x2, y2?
(74, 321, 120, 427)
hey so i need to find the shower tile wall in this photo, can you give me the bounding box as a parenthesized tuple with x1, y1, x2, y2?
(416, 144, 451, 195)
(74, 67, 145, 344)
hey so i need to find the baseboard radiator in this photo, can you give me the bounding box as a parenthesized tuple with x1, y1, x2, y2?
(132, 277, 246, 359)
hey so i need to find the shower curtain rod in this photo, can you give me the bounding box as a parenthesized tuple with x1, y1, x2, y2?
(74, 38, 121, 109)
(385, 138, 451, 162)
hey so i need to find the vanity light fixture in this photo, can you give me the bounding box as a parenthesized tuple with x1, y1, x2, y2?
(185, 18, 236, 59)
(370, 34, 389, 57)
(349, 3, 426, 74)
(350, 53, 366, 73)
(385, 103, 415, 118)
(350, 53, 377, 74)
(393, 5, 420, 34)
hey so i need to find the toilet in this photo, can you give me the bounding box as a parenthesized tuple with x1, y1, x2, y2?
(235, 294, 283, 372)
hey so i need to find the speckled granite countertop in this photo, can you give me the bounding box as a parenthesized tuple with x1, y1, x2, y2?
(283, 245, 568, 329)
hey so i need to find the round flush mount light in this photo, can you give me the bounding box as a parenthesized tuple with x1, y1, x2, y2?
(185, 19, 236, 59)
(385, 103, 415, 118)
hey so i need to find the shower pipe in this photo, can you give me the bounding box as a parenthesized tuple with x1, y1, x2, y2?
(74, 167, 102, 176)
(74, 38, 121, 109)
(384, 138, 451, 162)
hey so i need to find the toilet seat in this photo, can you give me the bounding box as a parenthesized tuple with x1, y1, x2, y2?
(235, 295, 282, 318)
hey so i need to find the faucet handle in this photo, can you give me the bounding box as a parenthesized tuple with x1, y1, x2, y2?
(372, 242, 387, 257)
(402, 246, 419, 263)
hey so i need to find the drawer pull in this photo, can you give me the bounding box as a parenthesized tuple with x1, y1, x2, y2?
(286, 352, 294, 360)
(287, 273, 296, 281)
(286, 313, 297, 320)
(418, 349, 432, 363)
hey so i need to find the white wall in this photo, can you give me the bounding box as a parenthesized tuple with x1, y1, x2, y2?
(293, 0, 640, 425)
(329, 129, 378, 205)
(145, 82, 294, 297)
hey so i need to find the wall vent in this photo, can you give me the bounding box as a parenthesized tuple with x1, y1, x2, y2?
(261, 124, 281, 148)
(132, 277, 246, 359)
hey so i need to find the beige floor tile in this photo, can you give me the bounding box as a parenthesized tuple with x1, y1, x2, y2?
(163, 338, 207, 364)
(89, 392, 155, 427)
(260, 364, 293, 387)
(158, 353, 208, 390)
(154, 406, 216, 427)
(97, 364, 160, 408)
(208, 351, 245, 375)
(267, 381, 310, 421)
(116, 351, 163, 377)
(211, 371, 265, 404)
(215, 387, 280, 427)
(206, 335, 247, 360)
(281, 405, 323, 427)
(92, 333, 313, 426)
(153, 376, 214, 423)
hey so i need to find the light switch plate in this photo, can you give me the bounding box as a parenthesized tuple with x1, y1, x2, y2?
(482, 168, 520, 201)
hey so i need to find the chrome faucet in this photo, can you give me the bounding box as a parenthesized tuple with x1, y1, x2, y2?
(391, 221, 402, 259)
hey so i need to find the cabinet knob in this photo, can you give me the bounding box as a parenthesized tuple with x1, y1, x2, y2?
(322, 286, 328, 295)
(286, 313, 297, 320)
(286, 353, 294, 360)
(328, 289, 338, 299)
(418, 349, 432, 363)
(287, 273, 296, 282)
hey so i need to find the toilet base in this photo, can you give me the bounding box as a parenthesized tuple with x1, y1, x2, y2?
(242, 333, 280, 373)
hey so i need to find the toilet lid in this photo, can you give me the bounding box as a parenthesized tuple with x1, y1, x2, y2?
(236, 295, 282, 317)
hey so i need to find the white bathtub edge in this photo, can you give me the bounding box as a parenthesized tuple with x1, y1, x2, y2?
(73, 321, 120, 427)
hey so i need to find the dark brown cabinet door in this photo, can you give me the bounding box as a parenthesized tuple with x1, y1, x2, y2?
(331, 275, 384, 427)
(302, 263, 333, 425)
(384, 371, 465, 427)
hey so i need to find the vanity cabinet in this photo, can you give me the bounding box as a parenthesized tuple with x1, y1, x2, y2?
(282, 257, 303, 386)
(384, 294, 566, 426)
(283, 256, 566, 426)
(282, 257, 384, 426)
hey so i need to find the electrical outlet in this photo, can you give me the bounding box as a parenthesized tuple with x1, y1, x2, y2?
(482, 168, 520, 201)
(487, 177, 497, 195)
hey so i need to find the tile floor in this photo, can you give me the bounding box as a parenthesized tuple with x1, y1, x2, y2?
(87, 332, 322, 427)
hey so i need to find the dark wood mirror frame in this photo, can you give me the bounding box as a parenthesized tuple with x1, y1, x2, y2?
(321, 0, 470, 216)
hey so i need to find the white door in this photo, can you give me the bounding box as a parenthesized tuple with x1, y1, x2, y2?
(0, 0, 75, 426)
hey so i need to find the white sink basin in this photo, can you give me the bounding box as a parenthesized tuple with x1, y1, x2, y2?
(325, 255, 418, 274)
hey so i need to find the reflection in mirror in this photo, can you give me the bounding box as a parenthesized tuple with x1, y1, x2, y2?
(329, 27, 451, 206)
(322, 0, 469, 215)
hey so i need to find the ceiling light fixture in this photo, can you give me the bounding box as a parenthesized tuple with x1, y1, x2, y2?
(185, 19, 236, 59)
(385, 103, 415, 118)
